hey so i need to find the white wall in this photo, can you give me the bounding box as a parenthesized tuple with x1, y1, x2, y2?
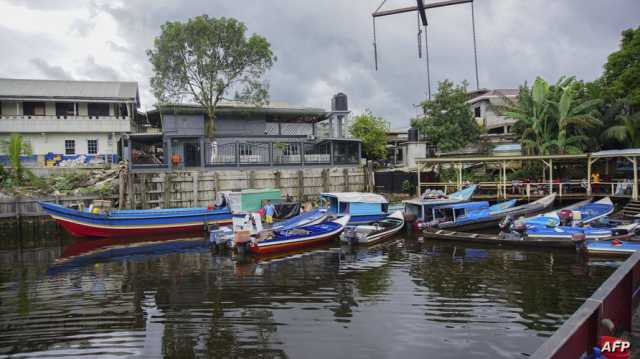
(0, 133, 120, 156)
(402, 142, 428, 168)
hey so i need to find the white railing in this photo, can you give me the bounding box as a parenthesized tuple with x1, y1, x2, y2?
(0, 116, 130, 132)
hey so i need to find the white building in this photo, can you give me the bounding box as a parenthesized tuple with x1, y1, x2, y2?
(466, 88, 519, 142)
(0, 78, 139, 161)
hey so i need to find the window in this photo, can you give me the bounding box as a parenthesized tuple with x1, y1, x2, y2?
(88, 103, 110, 118)
(55, 103, 75, 118)
(474, 106, 481, 118)
(65, 140, 75, 155)
(114, 103, 128, 118)
(87, 139, 98, 154)
(23, 102, 46, 116)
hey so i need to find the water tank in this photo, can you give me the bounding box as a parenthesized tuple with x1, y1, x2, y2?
(332, 93, 348, 112)
(408, 127, 419, 142)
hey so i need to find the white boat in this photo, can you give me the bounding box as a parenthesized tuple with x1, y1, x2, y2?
(340, 210, 405, 245)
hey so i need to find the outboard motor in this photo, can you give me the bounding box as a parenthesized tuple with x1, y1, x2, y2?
(559, 209, 573, 227)
(499, 215, 514, 233)
(513, 222, 528, 237)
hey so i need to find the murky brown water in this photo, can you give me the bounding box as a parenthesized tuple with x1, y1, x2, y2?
(0, 222, 622, 358)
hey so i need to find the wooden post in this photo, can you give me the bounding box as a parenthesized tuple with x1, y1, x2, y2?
(192, 172, 199, 207)
(321, 169, 329, 192)
(118, 168, 126, 210)
(298, 170, 305, 200)
(274, 170, 281, 189)
(587, 157, 593, 196)
(343, 168, 350, 192)
(457, 163, 463, 190)
(632, 156, 638, 201)
(416, 163, 422, 197)
(367, 160, 374, 192)
(127, 172, 135, 209)
(526, 183, 531, 199)
(549, 159, 553, 194)
(163, 173, 171, 208)
(248, 170, 256, 189)
(141, 174, 148, 209)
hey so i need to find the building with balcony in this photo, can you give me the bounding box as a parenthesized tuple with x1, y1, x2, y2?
(125, 96, 360, 171)
(0, 78, 139, 164)
(466, 88, 519, 144)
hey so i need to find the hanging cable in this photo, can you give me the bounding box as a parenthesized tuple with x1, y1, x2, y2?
(424, 24, 431, 101)
(471, 0, 480, 89)
(417, 12, 423, 58)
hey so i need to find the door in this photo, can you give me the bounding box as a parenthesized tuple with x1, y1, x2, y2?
(184, 142, 201, 167)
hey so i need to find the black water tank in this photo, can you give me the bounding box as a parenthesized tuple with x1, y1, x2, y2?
(332, 93, 348, 112)
(408, 127, 419, 142)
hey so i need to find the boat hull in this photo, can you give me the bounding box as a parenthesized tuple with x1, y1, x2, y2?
(584, 239, 640, 255)
(41, 202, 232, 238)
(249, 217, 349, 255)
(342, 224, 404, 245)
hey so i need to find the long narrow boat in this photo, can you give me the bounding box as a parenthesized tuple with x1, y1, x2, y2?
(249, 216, 350, 255)
(271, 208, 331, 231)
(422, 228, 580, 248)
(340, 210, 405, 245)
(40, 202, 232, 238)
(433, 194, 556, 231)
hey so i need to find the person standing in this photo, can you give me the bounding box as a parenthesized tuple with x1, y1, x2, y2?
(264, 200, 276, 224)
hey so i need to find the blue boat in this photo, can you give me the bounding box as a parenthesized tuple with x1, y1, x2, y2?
(428, 194, 556, 231)
(271, 208, 331, 231)
(584, 239, 640, 255)
(249, 216, 350, 254)
(320, 192, 389, 224)
(403, 185, 478, 230)
(522, 197, 617, 240)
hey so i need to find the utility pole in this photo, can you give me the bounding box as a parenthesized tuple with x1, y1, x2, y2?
(372, 0, 480, 99)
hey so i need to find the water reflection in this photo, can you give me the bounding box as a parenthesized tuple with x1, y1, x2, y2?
(0, 231, 621, 358)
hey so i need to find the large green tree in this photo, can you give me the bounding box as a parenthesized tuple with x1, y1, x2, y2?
(410, 80, 480, 153)
(501, 76, 600, 155)
(349, 111, 388, 160)
(601, 27, 640, 111)
(147, 15, 276, 138)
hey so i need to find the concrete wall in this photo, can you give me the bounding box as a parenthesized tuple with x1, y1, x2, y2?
(127, 166, 366, 208)
(402, 142, 427, 168)
(472, 98, 516, 133)
(0, 133, 120, 156)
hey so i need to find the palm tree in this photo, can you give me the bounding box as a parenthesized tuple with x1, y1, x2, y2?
(603, 111, 640, 148)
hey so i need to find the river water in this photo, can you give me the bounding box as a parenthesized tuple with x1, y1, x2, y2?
(0, 223, 622, 358)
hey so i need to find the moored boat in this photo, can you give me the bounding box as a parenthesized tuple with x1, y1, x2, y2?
(521, 197, 618, 240)
(320, 192, 388, 224)
(422, 228, 580, 248)
(40, 201, 233, 238)
(340, 210, 404, 245)
(584, 239, 640, 255)
(403, 185, 477, 230)
(427, 194, 556, 231)
(248, 215, 350, 255)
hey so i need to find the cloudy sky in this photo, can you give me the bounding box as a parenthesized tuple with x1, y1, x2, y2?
(0, 0, 638, 127)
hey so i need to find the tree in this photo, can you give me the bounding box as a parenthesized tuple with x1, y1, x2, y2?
(147, 15, 276, 138)
(1, 133, 32, 186)
(410, 80, 480, 153)
(501, 76, 600, 155)
(349, 111, 388, 160)
(603, 111, 640, 148)
(601, 27, 640, 111)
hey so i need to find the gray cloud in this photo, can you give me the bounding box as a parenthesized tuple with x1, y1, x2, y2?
(29, 58, 74, 80)
(80, 56, 120, 81)
(69, 19, 95, 36)
(3, 0, 639, 127)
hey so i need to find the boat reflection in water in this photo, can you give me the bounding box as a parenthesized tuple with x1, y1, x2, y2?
(49, 233, 209, 275)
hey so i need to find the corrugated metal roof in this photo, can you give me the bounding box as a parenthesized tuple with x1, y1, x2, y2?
(0, 78, 139, 103)
(591, 149, 640, 157)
